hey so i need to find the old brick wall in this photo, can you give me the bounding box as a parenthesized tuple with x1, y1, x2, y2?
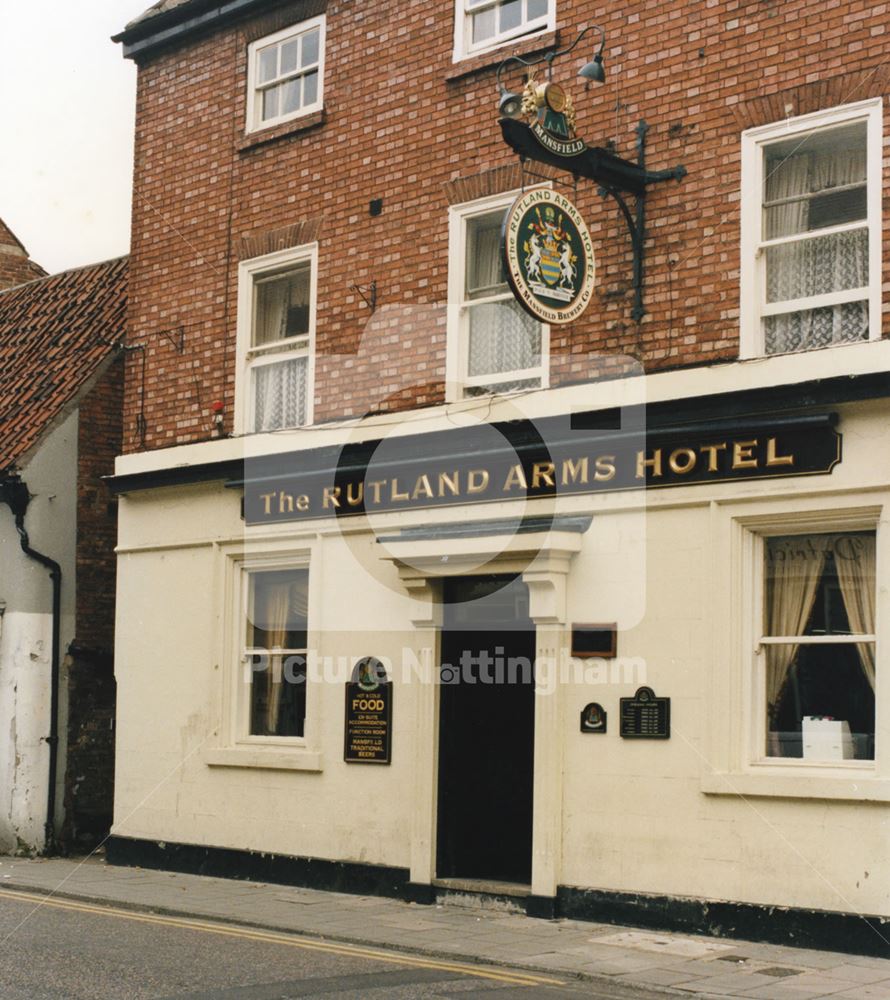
(123, 0, 890, 453)
(0, 244, 45, 290)
(62, 356, 124, 849)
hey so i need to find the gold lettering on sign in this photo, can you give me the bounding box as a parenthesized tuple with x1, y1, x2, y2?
(766, 437, 795, 467)
(594, 455, 616, 482)
(296, 494, 310, 512)
(669, 448, 697, 475)
(732, 440, 758, 469)
(503, 464, 528, 491)
(279, 493, 294, 514)
(467, 469, 489, 494)
(636, 449, 663, 479)
(367, 480, 385, 504)
(699, 443, 727, 472)
(412, 475, 434, 500)
(346, 482, 364, 506)
(439, 471, 460, 497)
(561, 457, 589, 485)
(532, 462, 556, 488)
(260, 492, 275, 516)
(323, 486, 341, 509)
(390, 478, 409, 502)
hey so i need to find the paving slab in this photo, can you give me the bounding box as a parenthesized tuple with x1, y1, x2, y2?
(0, 855, 889, 1000)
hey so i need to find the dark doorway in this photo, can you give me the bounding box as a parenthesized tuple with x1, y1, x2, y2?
(436, 575, 536, 885)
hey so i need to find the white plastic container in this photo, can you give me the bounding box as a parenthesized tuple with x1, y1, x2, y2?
(802, 717, 854, 761)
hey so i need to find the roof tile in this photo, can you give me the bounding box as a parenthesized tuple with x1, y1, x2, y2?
(0, 257, 128, 473)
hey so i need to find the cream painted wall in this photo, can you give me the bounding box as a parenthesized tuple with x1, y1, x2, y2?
(113, 398, 890, 914)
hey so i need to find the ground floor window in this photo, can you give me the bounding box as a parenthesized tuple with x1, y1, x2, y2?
(762, 532, 876, 761)
(243, 567, 309, 738)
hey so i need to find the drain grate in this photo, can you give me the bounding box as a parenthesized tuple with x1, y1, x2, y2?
(759, 967, 802, 978)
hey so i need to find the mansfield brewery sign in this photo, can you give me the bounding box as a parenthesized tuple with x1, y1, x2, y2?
(503, 188, 595, 325)
(237, 414, 841, 525)
(501, 77, 596, 325)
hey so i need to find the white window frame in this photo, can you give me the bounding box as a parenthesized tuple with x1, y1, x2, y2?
(703, 500, 890, 802)
(205, 543, 323, 773)
(739, 98, 883, 359)
(452, 0, 554, 63)
(234, 243, 317, 435)
(246, 15, 325, 134)
(445, 190, 550, 402)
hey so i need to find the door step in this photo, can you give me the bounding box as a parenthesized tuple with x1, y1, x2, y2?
(433, 878, 531, 914)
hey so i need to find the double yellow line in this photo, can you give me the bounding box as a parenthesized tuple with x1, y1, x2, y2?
(0, 888, 563, 988)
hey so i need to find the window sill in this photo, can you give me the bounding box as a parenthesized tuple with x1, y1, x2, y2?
(701, 769, 889, 802)
(238, 110, 326, 153)
(446, 30, 558, 83)
(204, 747, 323, 772)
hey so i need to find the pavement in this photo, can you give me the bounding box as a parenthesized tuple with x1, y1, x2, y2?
(1, 855, 889, 999)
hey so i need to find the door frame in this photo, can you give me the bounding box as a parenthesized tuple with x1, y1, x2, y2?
(382, 526, 582, 900)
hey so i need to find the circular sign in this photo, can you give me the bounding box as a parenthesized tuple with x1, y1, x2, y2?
(502, 188, 596, 325)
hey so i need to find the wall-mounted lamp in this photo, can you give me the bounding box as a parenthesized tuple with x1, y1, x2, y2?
(497, 83, 523, 119)
(494, 24, 607, 118)
(495, 25, 687, 324)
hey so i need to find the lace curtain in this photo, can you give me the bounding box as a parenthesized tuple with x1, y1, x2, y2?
(764, 143, 868, 353)
(253, 355, 308, 431)
(466, 217, 540, 380)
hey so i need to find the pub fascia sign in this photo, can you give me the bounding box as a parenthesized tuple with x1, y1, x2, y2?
(240, 417, 841, 525)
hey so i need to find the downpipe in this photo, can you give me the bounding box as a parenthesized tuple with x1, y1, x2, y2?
(0, 476, 62, 854)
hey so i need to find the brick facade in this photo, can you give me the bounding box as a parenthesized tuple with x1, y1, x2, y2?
(0, 219, 45, 291)
(123, 0, 890, 453)
(61, 357, 124, 850)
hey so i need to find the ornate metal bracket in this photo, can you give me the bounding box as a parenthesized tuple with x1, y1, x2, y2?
(500, 117, 686, 323)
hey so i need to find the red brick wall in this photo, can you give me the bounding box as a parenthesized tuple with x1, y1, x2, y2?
(62, 356, 124, 850)
(0, 247, 45, 290)
(75, 356, 124, 649)
(123, 0, 890, 453)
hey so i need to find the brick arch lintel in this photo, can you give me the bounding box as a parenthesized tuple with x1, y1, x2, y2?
(731, 70, 889, 131)
(238, 218, 323, 260)
(443, 162, 560, 206)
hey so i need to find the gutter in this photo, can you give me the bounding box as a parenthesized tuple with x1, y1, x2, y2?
(112, 0, 278, 60)
(0, 476, 62, 854)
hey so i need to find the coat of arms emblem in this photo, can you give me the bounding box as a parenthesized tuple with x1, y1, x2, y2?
(524, 204, 577, 303)
(502, 188, 596, 325)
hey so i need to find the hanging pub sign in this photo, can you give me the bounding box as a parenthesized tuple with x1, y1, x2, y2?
(344, 658, 392, 764)
(503, 188, 596, 325)
(521, 77, 585, 158)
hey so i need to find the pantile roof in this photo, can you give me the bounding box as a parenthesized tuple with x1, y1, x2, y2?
(0, 257, 128, 473)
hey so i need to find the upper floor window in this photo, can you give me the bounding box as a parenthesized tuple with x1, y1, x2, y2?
(454, 0, 553, 61)
(740, 99, 882, 358)
(236, 245, 316, 433)
(447, 193, 547, 398)
(246, 16, 325, 133)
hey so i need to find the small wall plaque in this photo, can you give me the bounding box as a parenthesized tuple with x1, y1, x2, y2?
(571, 624, 617, 658)
(580, 703, 607, 733)
(344, 658, 392, 764)
(619, 686, 670, 739)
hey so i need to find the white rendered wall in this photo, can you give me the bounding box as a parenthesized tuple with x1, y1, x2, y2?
(0, 411, 78, 852)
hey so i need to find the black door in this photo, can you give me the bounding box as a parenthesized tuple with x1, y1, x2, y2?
(436, 575, 536, 885)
